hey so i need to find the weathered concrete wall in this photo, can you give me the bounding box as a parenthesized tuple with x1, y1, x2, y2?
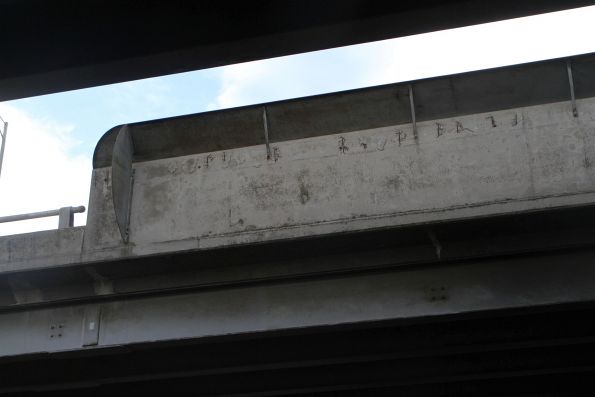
(83, 97, 595, 258)
(1, 59, 595, 360)
(2, 97, 595, 271)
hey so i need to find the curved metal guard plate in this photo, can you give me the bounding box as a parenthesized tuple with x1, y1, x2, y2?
(112, 125, 134, 243)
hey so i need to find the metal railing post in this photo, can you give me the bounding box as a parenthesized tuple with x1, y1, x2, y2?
(58, 206, 75, 229)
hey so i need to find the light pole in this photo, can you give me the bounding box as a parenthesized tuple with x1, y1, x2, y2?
(0, 115, 7, 179)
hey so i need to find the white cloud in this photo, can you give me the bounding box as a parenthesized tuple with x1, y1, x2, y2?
(359, 5, 595, 86)
(0, 104, 91, 236)
(207, 47, 376, 110)
(209, 5, 595, 109)
(208, 54, 338, 109)
(105, 78, 174, 121)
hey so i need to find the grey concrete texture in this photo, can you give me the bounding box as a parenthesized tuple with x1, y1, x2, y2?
(2, 99, 595, 272)
(1, 56, 595, 359)
(93, 53, 595, 167)
(0, 248, 594, 357)
(0, 227, 84, 273)
(2, 54, 595, 273)
(89, 97, 595, 258)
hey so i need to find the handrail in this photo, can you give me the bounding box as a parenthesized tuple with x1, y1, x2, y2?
(0, 206, 86, 229)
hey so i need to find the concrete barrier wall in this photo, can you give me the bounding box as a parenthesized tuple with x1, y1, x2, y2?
(2, 97, 595, 270)
(3, 55, 595, 270)
(1, 57, 595, 358)
(82, 97, 595, 259)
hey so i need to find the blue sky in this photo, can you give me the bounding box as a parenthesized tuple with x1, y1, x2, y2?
(2, 5, 595, 235)
(5, 69, 223, 158)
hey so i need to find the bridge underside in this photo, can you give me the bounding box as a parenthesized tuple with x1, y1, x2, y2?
(1, 0, 594, 101)
(2, 205, 595, 395)
(4, 304, 595, 396)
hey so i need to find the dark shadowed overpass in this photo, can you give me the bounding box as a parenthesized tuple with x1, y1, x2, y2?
(1, 0, 594, 101)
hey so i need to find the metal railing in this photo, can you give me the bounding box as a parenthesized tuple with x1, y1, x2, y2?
(0, 206, 86, 229)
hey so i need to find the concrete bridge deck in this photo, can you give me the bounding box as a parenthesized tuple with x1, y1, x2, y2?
(1, 53, 595, 395)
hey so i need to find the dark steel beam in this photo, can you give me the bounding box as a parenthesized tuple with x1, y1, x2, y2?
(2, 305, 595, 395)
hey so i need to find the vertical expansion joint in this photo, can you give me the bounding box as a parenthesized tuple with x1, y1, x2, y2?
(0, 121, 7, 179)
(566, 60, 578, 118)
(408, 84, 418, 141)
(263, 106, 272, 160)
(111, 125, 135, 244)
(125, 168, 135, 241)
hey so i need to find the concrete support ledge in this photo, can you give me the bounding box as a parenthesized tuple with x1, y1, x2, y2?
(0, 227, 84, 274)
